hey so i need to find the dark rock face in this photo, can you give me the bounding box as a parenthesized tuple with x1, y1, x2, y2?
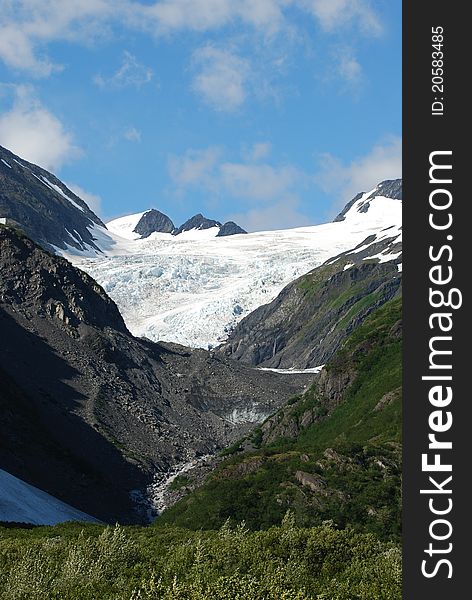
(133, 209, 175, 237)
(218, 231, 402, 370)
(333, 192, 364, 222)
(0, 226, 309, 524)
(333, 179, 402, 222)
(367, 179, 402, 201)
(217, 221, 247, 237)
(0, 145, 105, 253)
(173, 214, 221, 235)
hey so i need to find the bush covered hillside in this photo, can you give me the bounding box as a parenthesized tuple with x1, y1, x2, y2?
(159, 299, 402, 539)
(0, 520, 400, 600)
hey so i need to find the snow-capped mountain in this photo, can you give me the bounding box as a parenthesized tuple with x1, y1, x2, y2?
(0, 145, 247, 256)
(1, 144, 401, 350)
(74, 181, 402, 349)
(107, 210, 247, 240)
(0, 469, 100, 526)
(0, 144, 112, 255)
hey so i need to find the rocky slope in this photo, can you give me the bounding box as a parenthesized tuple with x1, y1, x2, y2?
(218, 193, 402, 369)
(0, 145, 106, 254)
(0, 225, 310, 524)
(159, 298, 402, 539)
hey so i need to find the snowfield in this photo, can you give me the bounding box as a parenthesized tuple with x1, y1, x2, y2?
(0, 469, 100, 525)
(65, 189, 401, 349)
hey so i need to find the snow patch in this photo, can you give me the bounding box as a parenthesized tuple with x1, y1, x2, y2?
(0, 469, 100, 525)
(40, 176, 86, 213)
(107, 211, 149, 240)
(258, 365, 324, 374)
(1, 159, 12, 168)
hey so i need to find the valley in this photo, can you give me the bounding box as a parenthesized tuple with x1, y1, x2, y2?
(0, 144, 403, 598)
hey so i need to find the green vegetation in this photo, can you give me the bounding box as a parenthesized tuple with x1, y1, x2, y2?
(169, 475, 191, 491)
(159, 299, 402, 539)
(297, 261, 348, 297)
(0, 519, 400, 599)
(336, 291, 382, 330)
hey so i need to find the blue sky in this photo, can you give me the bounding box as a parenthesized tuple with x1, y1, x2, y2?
(0, 1, 401, 230)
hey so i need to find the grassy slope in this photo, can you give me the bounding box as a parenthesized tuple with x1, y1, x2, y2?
(159, 299, 402, 539)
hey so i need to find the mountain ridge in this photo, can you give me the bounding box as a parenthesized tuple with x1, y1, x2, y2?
(0, 145, 106, 254)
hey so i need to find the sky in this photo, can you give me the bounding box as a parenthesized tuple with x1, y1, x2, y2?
(0, 0, 401, 231)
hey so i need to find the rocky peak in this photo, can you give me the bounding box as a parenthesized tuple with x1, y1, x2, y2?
(173, 214, 221, 235)
(217, 221, 247, 237)
(333, 192, 365, 223)
(133, 209, 175, 237)
(333, 179, 402, 222)
(366, 179, 402, 201)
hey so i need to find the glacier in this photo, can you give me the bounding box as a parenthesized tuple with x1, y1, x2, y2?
(64, 189, 401, 349)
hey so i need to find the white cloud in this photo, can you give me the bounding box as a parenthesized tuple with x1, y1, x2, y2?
(168, 146, 222, 188)
(191, 45, 250, 112)
(299, 0, 383, 36)
(169, 145, 302, 201)
(168, 145, 311, 230)
(0, 1, 383, 77)
(123, 127, 142, 142)
(66, 183, 103, 216)
(0, 85, 81, 171)
(316, 136, 402, 210)
(219, 162, 300, 200)
(247, 141, 272, 161)
(0, 0, 113, 76)
(140, 0, 287, 34)
(94, 51, 153, 89)
(228, 199, 311, 232)
(335, 48, 363, 87)
(168, 138, 401, 231)
(0, 26, 57, 76)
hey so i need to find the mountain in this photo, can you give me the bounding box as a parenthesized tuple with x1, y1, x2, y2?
(173, 213, 221, 235)
(106, 211, 247, 241)
(0, 145, 401, 351)
(216, 221, 247, 237)
(0, 145, 245, 257)
(0, 468, 100, 526)
(133, 209, 175, 237)
(218, 214, 402, 369)
(159, 298, 402, 539)
(333, 179, 402, 222)
(106, 209, 176, 239)
(78, 184, 402, 349)
(0, 224, 309, 524)
(0, 145, 111, 255)
(172, 214, 247, 237)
